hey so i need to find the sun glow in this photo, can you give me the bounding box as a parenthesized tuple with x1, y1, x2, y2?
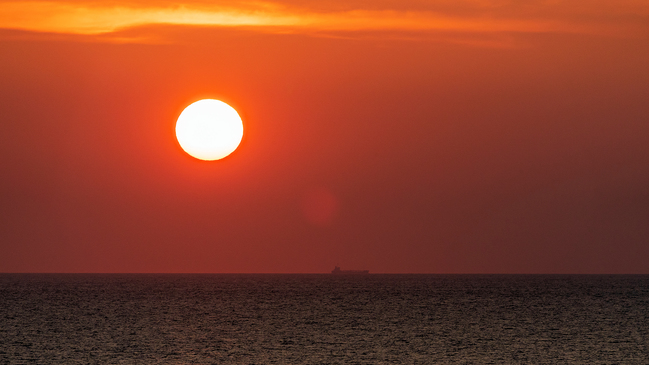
(175, 99, 244, 161)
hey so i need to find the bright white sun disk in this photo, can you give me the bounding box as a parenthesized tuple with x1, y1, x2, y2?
(175, 99, 243, 161)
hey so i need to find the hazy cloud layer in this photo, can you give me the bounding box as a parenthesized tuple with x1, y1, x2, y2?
(1, 0, 647, 39)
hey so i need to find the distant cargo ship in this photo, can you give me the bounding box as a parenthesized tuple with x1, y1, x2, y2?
(331, 265, 369, 274)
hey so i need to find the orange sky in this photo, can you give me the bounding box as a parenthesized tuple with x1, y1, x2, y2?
(1, 0, 649, 273)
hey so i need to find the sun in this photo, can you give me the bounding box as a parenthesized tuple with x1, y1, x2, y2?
(175, 99, 244, 161)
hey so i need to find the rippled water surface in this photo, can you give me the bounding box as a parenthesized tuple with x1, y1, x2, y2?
(1, 274, 648, 364)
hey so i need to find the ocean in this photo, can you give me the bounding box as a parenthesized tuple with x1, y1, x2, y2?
(1, 274, 648, 364)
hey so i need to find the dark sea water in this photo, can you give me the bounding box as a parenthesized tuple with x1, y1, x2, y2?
(1, 274, 648, 364)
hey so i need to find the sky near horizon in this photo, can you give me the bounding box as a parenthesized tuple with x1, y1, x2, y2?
(1, 0, 649, 273)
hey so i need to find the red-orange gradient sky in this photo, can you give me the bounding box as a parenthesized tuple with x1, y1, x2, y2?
(1, 0, 649, 273)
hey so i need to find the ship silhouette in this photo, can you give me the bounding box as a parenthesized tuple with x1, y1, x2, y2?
(331, 265, 369, 274)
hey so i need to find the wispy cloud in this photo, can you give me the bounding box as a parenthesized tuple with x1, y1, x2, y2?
(0, 2, 300, 34)
(0, 0, 647, 39)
